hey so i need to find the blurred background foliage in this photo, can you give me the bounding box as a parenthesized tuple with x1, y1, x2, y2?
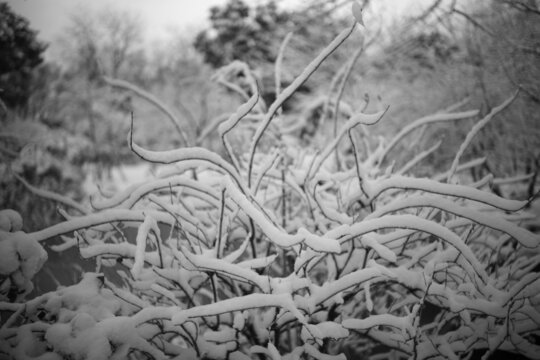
(1, 0, 539, 232)
(0, 2, 47, 110)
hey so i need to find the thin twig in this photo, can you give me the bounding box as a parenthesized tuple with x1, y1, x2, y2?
(247, 22, 358, 188)
(104, 76, 190, 145)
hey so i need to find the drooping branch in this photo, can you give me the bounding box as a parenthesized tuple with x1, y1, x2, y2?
(103, 76, 190, 145)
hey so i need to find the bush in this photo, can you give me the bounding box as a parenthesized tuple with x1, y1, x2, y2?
(1, 7, 539, 360)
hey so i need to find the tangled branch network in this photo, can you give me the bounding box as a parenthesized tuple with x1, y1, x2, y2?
(1, 5, 539, 360)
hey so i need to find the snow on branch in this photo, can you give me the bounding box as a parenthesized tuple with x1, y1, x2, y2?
(2, 5, 538, 360)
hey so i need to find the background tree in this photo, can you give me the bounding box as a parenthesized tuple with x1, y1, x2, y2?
(194, 0, 353, 71)
(0, 2, 47, 110)
(193, 0, 359, 112)
(59, 6, 144, 81)
(194, 0, 290, 68)
(52, 7, 146, 159)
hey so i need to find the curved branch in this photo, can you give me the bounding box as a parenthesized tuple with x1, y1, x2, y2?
(104, 76, 190, 145)
(247, 22, 358, 187)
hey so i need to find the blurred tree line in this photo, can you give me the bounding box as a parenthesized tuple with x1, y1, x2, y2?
(1, 0, 539, 231)
(370, 0, 540, 184)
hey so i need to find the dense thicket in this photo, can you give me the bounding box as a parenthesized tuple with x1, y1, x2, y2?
(0, 3, 539, 358)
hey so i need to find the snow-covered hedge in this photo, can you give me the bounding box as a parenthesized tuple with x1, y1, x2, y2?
(1, 6, 539, 360)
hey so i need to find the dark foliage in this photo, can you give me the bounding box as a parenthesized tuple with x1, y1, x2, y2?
(194, 0, 291, 68)
(0, 2, 47, 109)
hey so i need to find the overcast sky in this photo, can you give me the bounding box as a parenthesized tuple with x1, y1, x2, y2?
(7, 0, 229, 43)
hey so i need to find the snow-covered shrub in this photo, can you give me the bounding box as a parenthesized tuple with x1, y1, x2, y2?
(0, 209, 47, 302)
(1, 6, 539, 360)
